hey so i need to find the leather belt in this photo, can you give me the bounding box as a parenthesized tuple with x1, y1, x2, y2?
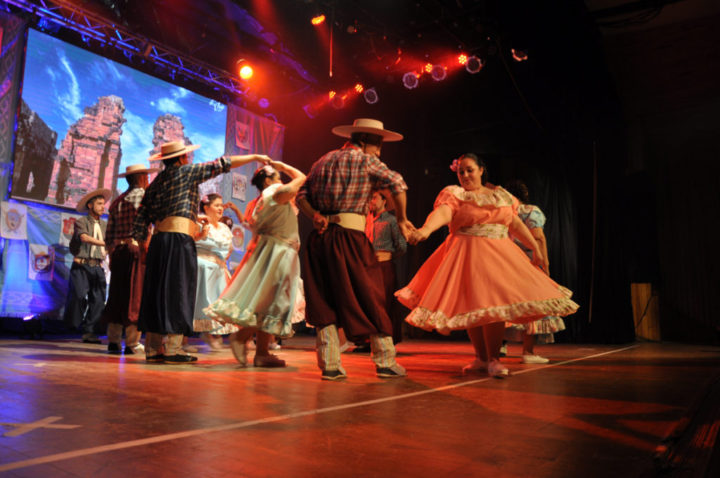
(74, 257, 103, 267)
(375, 251, 392, 262)
(156, 216, 196, 236)
(327, 212, 366, 232)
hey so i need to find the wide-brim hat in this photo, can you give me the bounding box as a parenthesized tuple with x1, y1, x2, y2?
(76, 188, 112, 213)
(118, 163, 159, 177)
(331, 118, 403, 142)
(149, 141, 201, 161)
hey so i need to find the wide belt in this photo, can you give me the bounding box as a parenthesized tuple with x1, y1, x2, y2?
(456, 223, 508, 239)
(74, 257, 103, 267)
(326, 212, 366, 232)
(375, 250, 393, 262)
(156, 216, 197, 236)
(197, 252, 228, 269)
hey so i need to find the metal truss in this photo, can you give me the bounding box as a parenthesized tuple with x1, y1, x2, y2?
(2, 0, 250, 98)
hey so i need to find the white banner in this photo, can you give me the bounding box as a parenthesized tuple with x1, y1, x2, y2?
(0, 201, 28, 240)
(59, 212, 83, 247)
(28, 243, 55, 281)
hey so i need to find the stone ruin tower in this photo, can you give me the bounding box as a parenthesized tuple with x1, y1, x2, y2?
(46, 95, 126, 207)
(149, 114, 194, 176)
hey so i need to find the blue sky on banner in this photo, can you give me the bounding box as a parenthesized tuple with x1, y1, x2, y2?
(21, 29, 227, 174)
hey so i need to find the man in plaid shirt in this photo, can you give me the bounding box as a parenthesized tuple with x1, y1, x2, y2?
(297, 118, 416, 380)
(102, 163, 157, 356)
(132, 141, 270, 364)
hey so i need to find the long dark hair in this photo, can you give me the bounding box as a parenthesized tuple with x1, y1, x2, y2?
(251, 165, 277, 191)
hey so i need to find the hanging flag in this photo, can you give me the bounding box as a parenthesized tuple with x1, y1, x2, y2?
(1, 201, 28, 240)
(29, 243, 55, 281)
(59, 212, 83, 247)
(235, 121, 252, 150)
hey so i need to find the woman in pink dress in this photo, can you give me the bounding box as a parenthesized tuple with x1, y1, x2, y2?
(397, 153, 579, 377)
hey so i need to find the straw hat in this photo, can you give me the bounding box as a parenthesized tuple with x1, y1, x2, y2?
(76, 188, 112, 212)
(331, 118, 403, 142)
(149, 141, 201, 161)
(117, 163, 159, 177)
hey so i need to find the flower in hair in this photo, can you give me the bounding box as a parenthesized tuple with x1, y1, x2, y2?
(449, 158, 460, 172)
(201, 194, 209, 204)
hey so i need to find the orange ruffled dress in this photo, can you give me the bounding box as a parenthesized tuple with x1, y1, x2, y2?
(396, 185, 579, 335)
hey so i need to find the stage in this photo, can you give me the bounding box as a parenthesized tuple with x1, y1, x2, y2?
(1, 338, 719, 477)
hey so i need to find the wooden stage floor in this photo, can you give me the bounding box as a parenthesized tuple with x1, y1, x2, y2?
(1, 337, 719, 477)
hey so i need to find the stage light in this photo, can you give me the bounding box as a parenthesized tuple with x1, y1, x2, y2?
(331, 94, 346, 110)
(424, 63, 433, 74)
(311, 14, 326, 25)
(363, 88, 378, 104)
(258, 98, 270, 109)
(465, 55, 484, 74)
(302, 103, 318, 118)
(237, 59, 254, 80)
(354, 83, 364, 94)
(511, 48, 528, 62)
(402, 72, 419, 89)
(431, 65, 447, 81)
(458, 54, 468, 65)
(328, 90, 336, 99)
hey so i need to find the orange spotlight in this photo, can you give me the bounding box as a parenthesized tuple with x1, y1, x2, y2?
(424, 63, 433, 74)
(328, 90, 336, 99)
(311, 14, 326, 25)
(237, 59, 254, 80)
(458, 54, 468, 65)
(354, 83, 364, 94)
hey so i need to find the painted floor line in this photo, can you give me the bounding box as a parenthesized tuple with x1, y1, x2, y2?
(0, 344, 639, 472)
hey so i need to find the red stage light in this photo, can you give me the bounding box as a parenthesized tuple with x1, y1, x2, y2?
(458, 54, 468, 65)
(424, 63, 433, 74)
(354, 83, 364, 94)
(311, 14, 326, 26)
(328, 90, 336, 99)
(239, 65, 253, 80)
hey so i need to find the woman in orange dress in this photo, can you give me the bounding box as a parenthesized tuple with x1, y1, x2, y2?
(397, 153, 578, 377)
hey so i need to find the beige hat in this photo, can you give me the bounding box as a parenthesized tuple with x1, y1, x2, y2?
(117, 163, 159, 177)
(76, 188, 112, 212)
(331, 118, 403, 142)
(149, 141, 201, 161)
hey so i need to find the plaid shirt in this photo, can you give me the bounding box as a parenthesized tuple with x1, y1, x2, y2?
(296, 143, 407, 215)
(105, 187, 144, 247)
(133, 157, 231, 241)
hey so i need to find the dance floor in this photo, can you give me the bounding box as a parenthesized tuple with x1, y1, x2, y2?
(1, 336, 719, 477)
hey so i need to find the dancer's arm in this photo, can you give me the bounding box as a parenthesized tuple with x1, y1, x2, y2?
(510, 215, 546, 270)
(409, 204, 452, 245)
(530, 226, 549, 274)
(270, 161, 306, 204)
(297, 197, 328, 233)
(228, 154, 271, 168)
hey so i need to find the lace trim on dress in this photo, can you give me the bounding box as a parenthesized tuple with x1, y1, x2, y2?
(447, 185, 515, 208)
(396, 287, 578, 335)
(203, 299, 296, 338)
(456, 223, 508, 239)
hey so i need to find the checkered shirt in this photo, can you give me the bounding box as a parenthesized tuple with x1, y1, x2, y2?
(105, 188, 144, 247)
(132, 157, 231, 241)
(296, 143, 407, 215)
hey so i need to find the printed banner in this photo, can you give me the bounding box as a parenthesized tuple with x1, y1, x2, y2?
(232, 172, 247, 200)
(1, 201, 28, 240)
(28, 243, 55, 281)
(231, 225, 245, 252)
(235, 121, 252, 150)
(59, 212, 83, 247)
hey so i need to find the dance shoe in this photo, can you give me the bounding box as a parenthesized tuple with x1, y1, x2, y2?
(253, 354, 286, 368)
(164, 354, 198, 364)
(182, 344, 199, 353)
(107, 343, 122, 354)
(124, 343, 145, 355)
(522, 354, 550, 364)
(145, 354, 165, 363)
(487, 360, 509, 378)
(82, 334, 101, 344)
(321, 369, 348, 381)
(229, 333, 248, 366)
(376, 364, 407, 378)
(268, 342, 281, 350)
(201, 333, 224, 351)
(462, 359, 487, 374)
(339, 342, 352, 353)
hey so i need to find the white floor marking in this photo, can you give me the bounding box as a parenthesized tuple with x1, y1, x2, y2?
(1, 416, 81, 437)
(0, 344, 639, 472)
